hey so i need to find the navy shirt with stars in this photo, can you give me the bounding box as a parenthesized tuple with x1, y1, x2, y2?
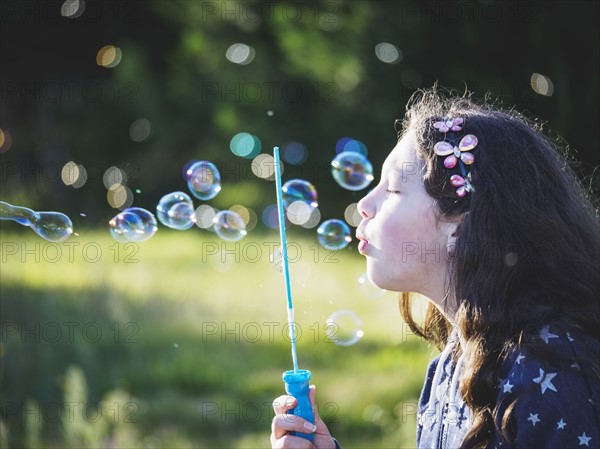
(416, 325, 600, 449)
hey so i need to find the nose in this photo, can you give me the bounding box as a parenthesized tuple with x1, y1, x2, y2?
(357, 190, 375, 219)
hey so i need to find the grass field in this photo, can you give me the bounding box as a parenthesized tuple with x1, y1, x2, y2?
(0, 228, 437, 448)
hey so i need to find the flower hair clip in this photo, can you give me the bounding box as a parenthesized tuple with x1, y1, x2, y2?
(433, 117, 463, 133)
(432, 117, 478, 198)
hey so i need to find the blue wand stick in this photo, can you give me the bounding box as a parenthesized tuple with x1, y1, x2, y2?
(273, 147, 315, 442)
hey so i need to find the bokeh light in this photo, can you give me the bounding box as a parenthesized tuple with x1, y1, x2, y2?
(300, 207, 321, 229)
(103, 166, 127, 189)
(374, 42, 402, 64)
(130, 118, 152, 142)
(61, 161, 88, 188)
(344, 203, 362, 227)
(251, 154, 280, 181)
(230, 132, 261, 158)
(96, 45, 122, 68)
(0, 128, 12, 153)
(261, 204, 280, 230)
(194, 205, 218, 230)
(326, 310, 364, 346)
(530, 73, 554, 96)
(107, 184, 134, 209)
(230, 204, 258, 232)
(60, 0, 85, 18)
(225, 43, 256, 65)
(281, 141, 308, 165)
(335, 137, 368, 156)
(286, 201, 313, 226)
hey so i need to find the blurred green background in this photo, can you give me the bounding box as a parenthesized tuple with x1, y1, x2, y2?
(1, 1, 598, 448)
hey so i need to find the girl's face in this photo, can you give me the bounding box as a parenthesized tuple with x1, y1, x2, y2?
(356, 130, 457, 303)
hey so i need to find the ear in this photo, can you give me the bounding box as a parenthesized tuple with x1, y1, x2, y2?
(442, 217, 463, 256)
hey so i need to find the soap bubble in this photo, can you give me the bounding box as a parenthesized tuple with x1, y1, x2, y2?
(109, 207, 157, 242)
(156, 192, 195, 230)
(331, 152, 374, 191)
(326, 310, 364, 346)
(213, 210, 247, 241)
(358, 272, 386, 299)
(0, 201, 73, 242)
(186, 161, 221, 200)
(317, 219, 351, 250)
(282, 179, 318, 209)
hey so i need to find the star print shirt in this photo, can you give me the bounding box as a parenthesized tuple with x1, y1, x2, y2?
(416, 325, 600, 448)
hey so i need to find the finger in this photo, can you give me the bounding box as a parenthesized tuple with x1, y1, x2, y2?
(273, 395, 297, 415)
(308, 386, 321, 424)
(271, 434, 316, 449)
(271, 413, 317, 440)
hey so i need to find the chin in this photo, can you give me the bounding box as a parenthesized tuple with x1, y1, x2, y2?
(366, 265, 402, 292)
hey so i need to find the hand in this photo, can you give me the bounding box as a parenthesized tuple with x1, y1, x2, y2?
(270, 385, 337, 449)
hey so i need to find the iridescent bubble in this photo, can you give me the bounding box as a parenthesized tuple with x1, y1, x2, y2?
(317, 219, 351, 250)
(358, 272, 386, 299)
(0, 201, 73, 242)
(156, 192, 195, 230)
(186, 161, 221, 200)
(109, 207, 157, 242)
(230, 132, 261, 159)
(331, 152, 374, 191)
(282, 179, 318, 209)
(182, 159, 199, 181)
(326, 310, 364, 346)
(213, 210, 247, 241)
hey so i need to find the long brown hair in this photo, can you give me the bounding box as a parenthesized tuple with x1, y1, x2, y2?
(397, 87, 600, 448)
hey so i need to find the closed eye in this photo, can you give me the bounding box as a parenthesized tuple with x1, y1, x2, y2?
(386, 189, 401, 195)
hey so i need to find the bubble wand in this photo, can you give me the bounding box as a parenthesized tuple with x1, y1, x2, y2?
(273, 147, 315, 442)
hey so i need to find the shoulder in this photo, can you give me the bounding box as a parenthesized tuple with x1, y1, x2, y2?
(493, 325, 600, 448)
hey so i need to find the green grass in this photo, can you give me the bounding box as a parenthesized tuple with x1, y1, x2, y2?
(0, 229, 436, 448)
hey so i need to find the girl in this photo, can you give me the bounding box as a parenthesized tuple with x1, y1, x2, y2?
(270, 88, 600, 449)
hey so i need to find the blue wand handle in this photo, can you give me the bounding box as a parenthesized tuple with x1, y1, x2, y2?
(282, 369, 315, 442)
